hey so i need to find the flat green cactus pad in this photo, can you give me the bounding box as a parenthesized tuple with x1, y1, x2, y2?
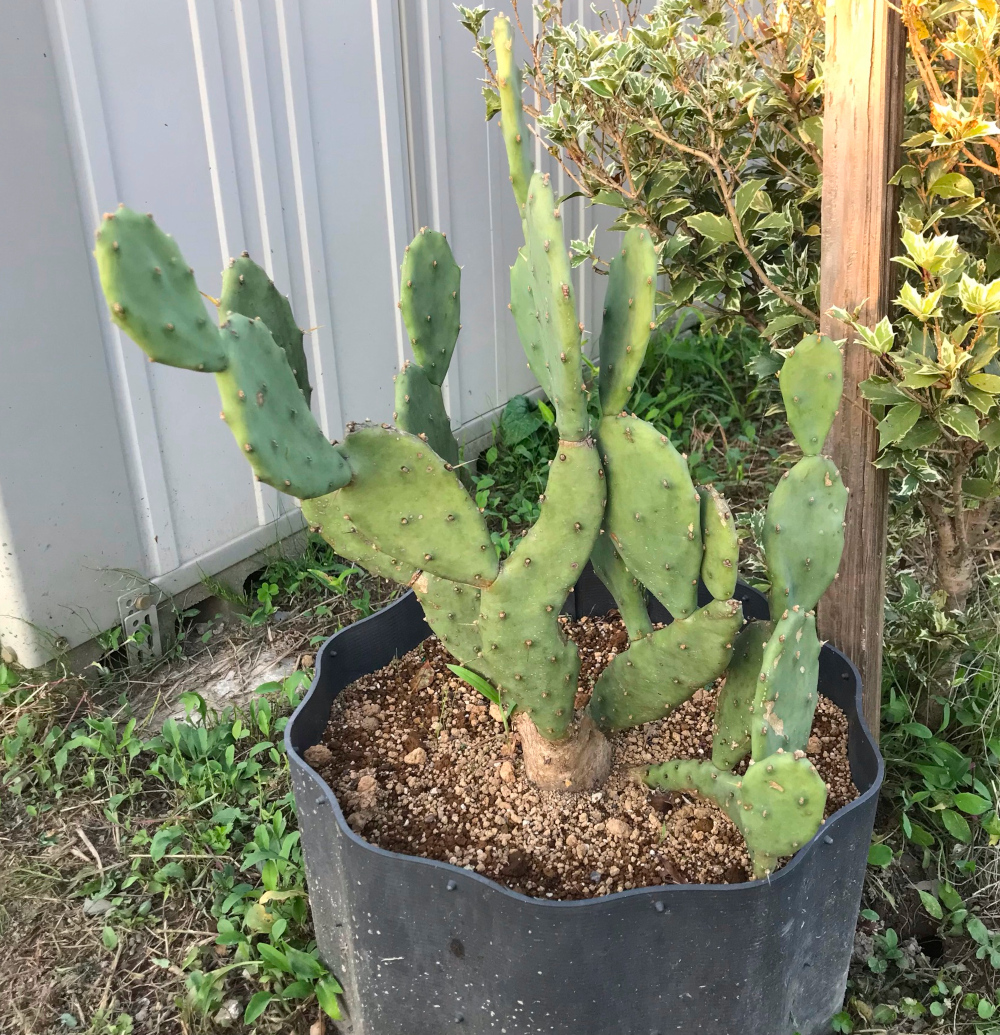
(412, 572, 491, 681)
(400, 228, 461, 385)
(509, 248, 552, 397)
(598, 415, 702, 619)
(642, 750, 827, 878)
(777, 334, 843, 456)
(588, 597, 742, 732)
(332, 425, 497, 587)
(479, 440, 605, 740)
(598, 226, 657, 416)
(216, 315, 351, 497)
(523, 172, 589, 441)
(751, 611, 822, 759)
(219, 254, 311, 406)
(764, 454, 847, 614)
(95, 206, 226, 372)
(301, 493, 416, 584)
(590, 533, 653, 641)
(394, 361, 459, 466)
(711, 619, 772, 769)
(698, 485, 739, 600)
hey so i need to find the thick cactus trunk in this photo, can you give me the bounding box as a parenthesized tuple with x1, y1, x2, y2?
(515, 712, 611, 792)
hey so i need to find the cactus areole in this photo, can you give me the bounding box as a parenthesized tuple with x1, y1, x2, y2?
(94, 15, 856, 883)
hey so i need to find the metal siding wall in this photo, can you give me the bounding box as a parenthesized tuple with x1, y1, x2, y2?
(0, 0, 615, 666)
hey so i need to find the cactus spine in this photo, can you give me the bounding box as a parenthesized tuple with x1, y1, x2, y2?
(94, 19, 850, 878)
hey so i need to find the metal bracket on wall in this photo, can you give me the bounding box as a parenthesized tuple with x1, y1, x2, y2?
(117, 589, 166, 668)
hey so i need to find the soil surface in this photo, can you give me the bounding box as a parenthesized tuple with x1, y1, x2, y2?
(305, 612, 859, 899)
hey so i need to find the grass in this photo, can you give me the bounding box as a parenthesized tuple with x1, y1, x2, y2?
(0, 541, 396, 1035)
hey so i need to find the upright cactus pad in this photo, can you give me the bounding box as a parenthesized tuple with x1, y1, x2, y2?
(394, 361, 459, 466)
(764, 455, 848, 615)
(598, 415, 702, 619)
(412, 572, 490, 680)
(641, 750, 827, 878)
(711, 620, 772, 769)
(598, 227, 658, 416)
(220, 254, 311, 405)
(509, 248, 553, 397)
(493, 14, 533, 219)
(698, 485, 739, 601)
(588, 597, 742, 732)
(777, 334, 843, 455)
(751, 611, 822, 759)
(95, 207, 227, 372)
(333, 425, 497, 587)
(589, 533, 652, 641)
(523, 173, 589, 441)
(216, 315, 351, 497)
(399, 229, 461, 385)
(478, 440, 605, 739)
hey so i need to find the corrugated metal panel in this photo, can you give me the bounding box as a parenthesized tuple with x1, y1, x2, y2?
(0, 0, 610, 667)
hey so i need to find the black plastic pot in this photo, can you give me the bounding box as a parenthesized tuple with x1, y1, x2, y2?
(286, 570, 883, 1035)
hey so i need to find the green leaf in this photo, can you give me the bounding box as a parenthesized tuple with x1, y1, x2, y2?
(867, 843, 893, 867)
(150, 825, 183, 862)
(939, 403, 980, 440)
(939, 882, 964, 911)
(500, 395, 544, 446)
(979, 998, 997, 1019)
(918, 890, 944, 919)
(953, 792, 993, 815)
(928, 172, 975, 198)
(941, 808, 973, 843)
(901, 721, 933, 739)
(860, 376, 908, 404)
(244, 991, 274, 1023)
(686, 212, 735, 245)
(256, 943, 292, 974)
(967, 915, 991, 945)
(981, 419, 1000, 449)
(446, 664, 500, 707)
(897, 421, 941, 451)
(734, 178, 767, 221)
(878, 403, 921, 448)
(284, 945, 326, 982)
(101, 926, 119, 951)
(316, 976, 344, 1021)
(968, 373, 1000, 394)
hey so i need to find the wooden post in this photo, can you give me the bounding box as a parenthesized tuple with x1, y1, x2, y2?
(819, 0, 907, 736)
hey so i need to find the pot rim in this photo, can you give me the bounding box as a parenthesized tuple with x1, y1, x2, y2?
(286, 589, 885, 907)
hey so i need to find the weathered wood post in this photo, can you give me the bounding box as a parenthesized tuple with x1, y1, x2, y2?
(819, 0, 907, 736)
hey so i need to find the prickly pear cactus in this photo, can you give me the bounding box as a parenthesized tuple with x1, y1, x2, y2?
(94, 18, 851, 849)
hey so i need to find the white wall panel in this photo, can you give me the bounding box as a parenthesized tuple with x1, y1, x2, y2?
(1, 0, 614, 666)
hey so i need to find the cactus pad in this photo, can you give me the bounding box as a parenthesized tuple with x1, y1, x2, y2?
(711, 619, 772, 769)
(523, 173, 589, 441)
(509, 248, 553, 397)
(301, 493, 416, 584)
(764, 455, 847, 614)
(479, 440, 604, 739)
(598, 415, 702, 619)
(219, 254, 311, 405)
(641, 749, 827, 878)
(95, 206, 226, 372)
(412, 572, 491, 681)
(588, 597, 742, 732)
(399, 229, 461, 385)
(590, 533, 653, 641)
(216, 315, 351, 497)
(698, 485, 739, 600)
(598, 227, 658, 416)
(777, 334, 843, 455)
(751, 611, 822, 759)
(332, 425, 497, 587)
(493, 14, 534, 219)
(394, 361, 459, 466)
